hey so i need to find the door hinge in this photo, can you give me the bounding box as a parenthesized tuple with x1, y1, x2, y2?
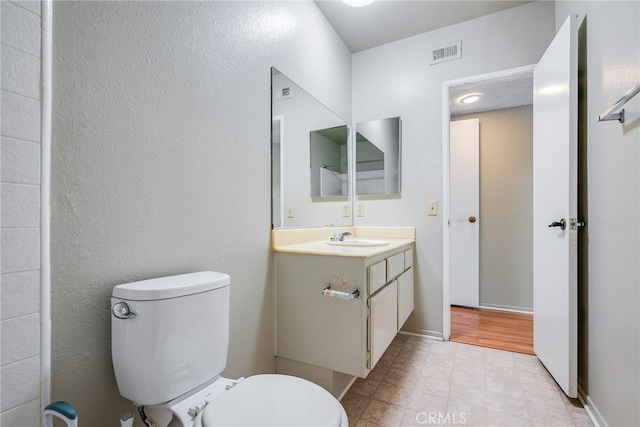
(366, 351, 371, 369)
(569, 218, 585, 230)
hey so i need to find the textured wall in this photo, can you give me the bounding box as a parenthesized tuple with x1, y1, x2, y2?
(453, 106, 533, 312)
(555, 2, 640, 426)
(0, 1, 44, 425)
(51, 1, 351, 424)
(352, 1, 555, 336)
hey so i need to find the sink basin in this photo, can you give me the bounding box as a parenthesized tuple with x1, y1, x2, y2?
(326, 238, 390, 247)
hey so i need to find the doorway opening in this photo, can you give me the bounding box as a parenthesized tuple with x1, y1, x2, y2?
(450, 305, 534, 354)
(442, 65, 536, 354)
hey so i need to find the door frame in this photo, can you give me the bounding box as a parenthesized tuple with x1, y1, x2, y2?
(441, 64, 536, 340)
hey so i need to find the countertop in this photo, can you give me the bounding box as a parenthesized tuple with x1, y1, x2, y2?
(273, 237, 414, 258)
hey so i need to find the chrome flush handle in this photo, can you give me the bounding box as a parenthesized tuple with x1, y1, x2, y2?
(112, 302, 137, 319)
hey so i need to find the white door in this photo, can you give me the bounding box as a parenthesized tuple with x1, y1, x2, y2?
(533, 15, 580, 398)
(449, 119, 480, 308)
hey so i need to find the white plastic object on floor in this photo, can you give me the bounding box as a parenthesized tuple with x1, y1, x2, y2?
(43, 401, 78, 427)
(120, 411, 134, 427)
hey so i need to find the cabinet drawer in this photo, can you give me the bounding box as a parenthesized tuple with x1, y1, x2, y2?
(404, 248, 413, 269)
(387, 252, 405, 281)
(369, 261, 387, 294)
(397, 268, 414, 330)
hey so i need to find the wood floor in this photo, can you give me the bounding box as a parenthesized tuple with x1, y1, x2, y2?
(450, 305, 535, 355)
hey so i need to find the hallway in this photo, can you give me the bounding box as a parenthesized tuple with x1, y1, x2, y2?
(341, 334, 591, 426)
(450, 306, 534, 355)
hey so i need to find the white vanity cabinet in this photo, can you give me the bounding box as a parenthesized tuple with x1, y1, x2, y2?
(275, 243, 414, 379)
(368, 248, 414, 367)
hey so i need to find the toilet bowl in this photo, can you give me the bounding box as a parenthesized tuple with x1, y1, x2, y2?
(111, 272, 348, 427)
(167, 375, 347, 427)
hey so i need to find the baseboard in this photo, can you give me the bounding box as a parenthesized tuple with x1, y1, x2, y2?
(399, 328, 444, 340)
(478, 304, 533, 314)
(578, 383, 606, 427)
(337, 376, 357, 401)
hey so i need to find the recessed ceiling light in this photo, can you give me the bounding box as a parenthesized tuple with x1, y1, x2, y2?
(342, 0, 375, 7)
(458, 93, 483, 104)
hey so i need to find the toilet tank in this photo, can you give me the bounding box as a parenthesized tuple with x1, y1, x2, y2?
(111, 271, 230, 405)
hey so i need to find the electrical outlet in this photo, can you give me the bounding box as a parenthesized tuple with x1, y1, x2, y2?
(357, 204, 365, 217)
(428, 201, 438, 216)
(287, 207, 294, 218)
(342, 204, 351, 217)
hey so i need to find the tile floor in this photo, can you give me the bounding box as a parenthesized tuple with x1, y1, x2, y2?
(340, 334, 592, 427)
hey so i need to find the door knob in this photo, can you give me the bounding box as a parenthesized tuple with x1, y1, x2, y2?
(548, 218, 566, 230)
(468, 216, 477, 223)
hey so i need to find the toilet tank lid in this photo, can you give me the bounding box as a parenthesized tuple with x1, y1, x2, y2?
(112, 271, 230, 301)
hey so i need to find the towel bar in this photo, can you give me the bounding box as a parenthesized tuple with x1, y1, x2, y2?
(598, 82, 640, 124)
(322, 285, 360, 300)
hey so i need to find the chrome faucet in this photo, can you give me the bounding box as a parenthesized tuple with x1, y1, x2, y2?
(330, 231, 352, 241)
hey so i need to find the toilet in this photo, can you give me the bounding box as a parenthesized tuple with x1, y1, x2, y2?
(111, 271, 348, 427)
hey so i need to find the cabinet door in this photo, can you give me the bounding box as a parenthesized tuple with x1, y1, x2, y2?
(369, 281, 398, 368)
(397, 268, 414, 330)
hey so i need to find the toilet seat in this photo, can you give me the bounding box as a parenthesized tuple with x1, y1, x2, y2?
(196, 374, 345, 427)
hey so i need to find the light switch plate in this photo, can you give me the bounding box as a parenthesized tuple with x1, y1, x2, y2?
(287, 207, 294, 218)
(357, 204, 365, 217)
(342, 204, 351, 217)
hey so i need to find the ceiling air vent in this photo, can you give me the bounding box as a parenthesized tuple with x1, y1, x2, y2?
(430, 40, 462, 66)
(273, 86, 292, 102)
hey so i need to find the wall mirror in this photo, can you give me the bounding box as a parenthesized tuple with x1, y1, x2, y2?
(355, 117, 401, 198)
(271, 68, 352, 229)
